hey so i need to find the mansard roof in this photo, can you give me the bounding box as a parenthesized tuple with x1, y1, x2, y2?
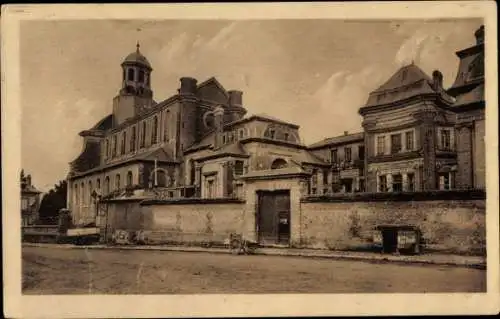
(362, 63, 455, 109)
(308, 131, 364, 149)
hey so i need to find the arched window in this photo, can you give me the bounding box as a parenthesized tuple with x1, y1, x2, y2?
(189, 160, 196, 185)
(271, 158, 288, 170)
(96, 178, 101, 191)
(151, 116, 158, 144)
(127, 68, 135, 81)
(115, 174, 121, 190)
(130, 126, 136, 152)
(112, 135, 117, 157)
(140, 122, 146, 148)
(127, 171, 133, 186)
(88, 181, 93, 203)
(104, 176, 110, 194)
(75, 184, 79, 205)
(81, 182, 85, 205)
(164, 110, 169, 142)
(104, 139, 109, 159)
(138, 70, 145, 83)
(121, 131, 127, 154)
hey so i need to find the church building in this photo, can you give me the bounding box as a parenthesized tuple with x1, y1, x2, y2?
(66, 25, 485, 246)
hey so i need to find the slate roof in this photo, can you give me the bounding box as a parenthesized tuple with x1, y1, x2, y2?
(308, 132, 364, 149)
(194, 142, 249, 161)
(363, 64, 455, 108)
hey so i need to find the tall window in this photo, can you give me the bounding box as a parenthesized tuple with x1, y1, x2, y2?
(104, 176, 110, 194)
(138, 70, 145, 83)
(75, 184, 79, 205)
(96, 178, 101, 191)
(441, 129, 451, 150)
(130, 126, 136, 152)
(207, 180, 215, 199)
(330, 149, 338, 163)
(358, 146, 365, 160)
(392, 174, 403, 192)
(439, 173, 451, 190)
(127, 68, 135, 81)
(344, 147, 352, 162)
(323, 169, 329, 185)
(151, 116, 158, 144)
(269, 129, 276, 139)
(311, 169, 318, 185)
(234, 160, 244, 176)
(81, 182, 85, 205)
(405, 131, 414, 151)
(112, 135, 117, 158)
(115, 174, 121, 190)
(126, 171, 133, 186)
(407, 173, 415, 192)
(378, 175, 387, 192)
(164, 111, 169, 142)
(88, 181, 93, 203)
(391, 134, 402, 154)
(105, 139, 109, 159)
(377, 136, 385, 155)
(140, 122, 146, 148)
(284, 133, 289, 141)
(121, 131, 127, 154)
(239, 130, 244, 139)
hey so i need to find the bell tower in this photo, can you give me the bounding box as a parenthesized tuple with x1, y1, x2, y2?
(112, 42, 154, 127)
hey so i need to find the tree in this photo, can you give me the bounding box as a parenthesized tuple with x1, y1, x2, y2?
(38, 180, 67, 224)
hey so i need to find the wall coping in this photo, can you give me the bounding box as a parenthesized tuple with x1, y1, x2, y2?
(140, 197, 246, 206)
(301, 189, 486, 203)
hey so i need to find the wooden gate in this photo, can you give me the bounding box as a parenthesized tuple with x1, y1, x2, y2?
(256, 190, 291, 246)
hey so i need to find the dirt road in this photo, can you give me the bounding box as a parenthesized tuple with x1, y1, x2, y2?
(22, 246, 486, 294)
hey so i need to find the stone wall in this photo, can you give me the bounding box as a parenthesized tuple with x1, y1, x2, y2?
(299, 191, 485, 255)
(106, 198, 245, 245)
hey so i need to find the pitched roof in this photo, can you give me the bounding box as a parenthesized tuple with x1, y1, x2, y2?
(363, 64, 454, 108)
(225, 113, 300, 129)
(453, 83, 485, 106)
(308, 132, 364, 149)
(292, 150, 329, 166)
(194, 142, 249, 161)
(196, 77, 229, 97)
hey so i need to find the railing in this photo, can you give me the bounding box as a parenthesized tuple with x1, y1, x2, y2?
(22, 225, 60, 236)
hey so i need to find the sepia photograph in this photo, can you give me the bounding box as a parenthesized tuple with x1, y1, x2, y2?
(2, 2, 499, 318)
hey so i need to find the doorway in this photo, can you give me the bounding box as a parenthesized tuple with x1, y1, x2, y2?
(382, 229, 398, 253)
(257, 190, 291, 246)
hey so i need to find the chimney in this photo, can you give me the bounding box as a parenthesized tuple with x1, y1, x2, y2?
(228, 90, 243, 107)
(344, 131, 349, 136)
(179, 77, 198, 95)
(432, 70, 443, 92)
(475, 25, 484, 45)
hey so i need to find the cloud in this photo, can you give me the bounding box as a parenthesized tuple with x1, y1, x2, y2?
(205, 22, 238, 50)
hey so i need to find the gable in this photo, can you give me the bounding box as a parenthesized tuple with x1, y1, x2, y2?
(196, 77, 229, 104)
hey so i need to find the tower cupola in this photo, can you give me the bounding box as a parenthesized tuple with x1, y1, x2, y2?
(119, 42, 153, 99)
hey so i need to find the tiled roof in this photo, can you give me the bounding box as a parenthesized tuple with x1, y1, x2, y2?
(308, 132, 364, 149)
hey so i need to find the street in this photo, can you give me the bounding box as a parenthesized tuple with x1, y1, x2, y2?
(22, 246, 486, 294)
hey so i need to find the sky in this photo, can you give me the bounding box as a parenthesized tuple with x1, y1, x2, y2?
(19, 18, 483, 192)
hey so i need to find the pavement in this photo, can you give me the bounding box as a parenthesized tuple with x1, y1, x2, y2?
(22, 242, 486, 270)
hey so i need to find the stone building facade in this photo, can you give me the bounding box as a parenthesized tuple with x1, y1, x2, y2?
(66, 26, 486, 248)
(308, 25, 485, 194)
(20, 170, 41, 226)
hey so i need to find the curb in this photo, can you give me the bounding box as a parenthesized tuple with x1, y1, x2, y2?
(22, 243, 486, 270)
